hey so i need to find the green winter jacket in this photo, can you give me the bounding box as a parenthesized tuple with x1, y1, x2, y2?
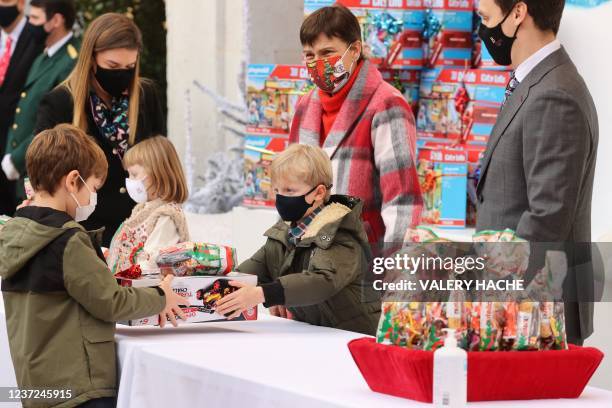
(236, 195, 381, 335)
(0, 207, 166, 408)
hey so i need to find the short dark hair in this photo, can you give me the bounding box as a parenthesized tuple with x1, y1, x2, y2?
(300, 5, 362, 47)
(495, 0, 565, 34)
(30, 0, 76, 30)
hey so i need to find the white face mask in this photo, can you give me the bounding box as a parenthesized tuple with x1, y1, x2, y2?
(125, 177, 148, 203)
(71, 175, 97, 222)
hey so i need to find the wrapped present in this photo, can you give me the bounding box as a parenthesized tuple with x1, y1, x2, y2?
(117, 273, 258, 326)
(376, 229, 570, 352)
(416, 68, 510, 145)
(156, 242, 237, 277)
(244, 135, 288, 207)
(423, 0, 474, 68)
(304, 0, 426, 69)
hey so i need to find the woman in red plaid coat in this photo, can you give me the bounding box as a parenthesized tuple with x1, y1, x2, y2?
(290, 5, 423, 253)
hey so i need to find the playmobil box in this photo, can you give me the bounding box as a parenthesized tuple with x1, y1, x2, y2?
(305, 0, 426, 69)
(465, 144, 486, 226)
(243, 134, 288, 208)
(380, 68, 421, 114)
(117, 273, 258, 326)
(423, 0, 474, 68)
(246, 64, 314, 136)
(416, 68, 510, 144)
(417, 145, 468, 228)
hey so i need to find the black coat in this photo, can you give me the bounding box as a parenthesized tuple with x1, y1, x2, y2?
(0, 19, 45, 215)
(34, 81, 166, 246)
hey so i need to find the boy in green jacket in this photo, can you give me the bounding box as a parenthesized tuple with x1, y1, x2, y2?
(0, 124, 186, 408)
(216, 144, 381, 335)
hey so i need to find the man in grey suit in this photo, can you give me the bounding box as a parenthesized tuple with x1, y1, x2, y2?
(476, 0, 598, 344)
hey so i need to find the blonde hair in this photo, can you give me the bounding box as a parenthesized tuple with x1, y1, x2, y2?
(124, 136, 189, 204)
(270, 144, 333, 196)
(63, 13, 143, 145)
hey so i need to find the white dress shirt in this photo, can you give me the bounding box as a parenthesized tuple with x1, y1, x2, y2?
(514, 39, 562, 82)
(0, 15, 26, 57)
(46, 31, 73, 57)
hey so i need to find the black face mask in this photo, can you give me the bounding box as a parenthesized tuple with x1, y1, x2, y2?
(0, 5, 19, 29)
(29, 22, 49, 43)
(94, 66, 135, 98)
(478, 9, 520, 66)
(275, 184, 325, 223)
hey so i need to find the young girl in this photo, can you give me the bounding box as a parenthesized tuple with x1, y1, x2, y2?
(107, 136, 190, 275)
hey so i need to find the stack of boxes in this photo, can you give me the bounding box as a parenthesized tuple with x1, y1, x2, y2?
(243, 0, 513, 228)
(244, 64, 314, 207)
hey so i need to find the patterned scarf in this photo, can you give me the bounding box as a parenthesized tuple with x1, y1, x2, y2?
(288, 205, 324, 246)
(90, 92, 130, 158)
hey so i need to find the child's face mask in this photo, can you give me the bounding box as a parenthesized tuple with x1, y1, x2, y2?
(125, 176, 148, 203)
(275, 184, 330, 222)
(71, 175, 97, 222)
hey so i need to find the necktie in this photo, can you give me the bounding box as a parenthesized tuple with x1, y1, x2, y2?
(0, 35, 13, 87)
(502, 71, 519, 108)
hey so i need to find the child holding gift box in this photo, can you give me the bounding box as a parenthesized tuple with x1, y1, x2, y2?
(107, 136, 190, 276)
(216, 144, 381, 335)
(0, 124, 187, 408)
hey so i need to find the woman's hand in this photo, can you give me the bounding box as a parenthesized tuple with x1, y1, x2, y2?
(158, 274, 188, 328)
(215, 280, 264, 319)
(16, 199, 32, 210)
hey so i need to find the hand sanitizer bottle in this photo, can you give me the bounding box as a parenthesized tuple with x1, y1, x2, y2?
(433, 328, 467, 408)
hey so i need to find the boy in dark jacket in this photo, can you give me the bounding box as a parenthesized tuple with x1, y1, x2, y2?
(0, 124, 186, 408)
(216, 144, 381, 335)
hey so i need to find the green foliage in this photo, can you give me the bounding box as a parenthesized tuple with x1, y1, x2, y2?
(74, 0, 167, 114)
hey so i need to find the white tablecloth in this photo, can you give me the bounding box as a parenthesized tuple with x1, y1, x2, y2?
(115, 315, 612, 408)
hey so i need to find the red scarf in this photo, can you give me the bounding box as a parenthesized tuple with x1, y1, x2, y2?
(318, 60, 363, 145)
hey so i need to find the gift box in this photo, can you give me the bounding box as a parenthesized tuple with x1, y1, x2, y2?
(116, 273, 258, 326)
(423, 0, 474, 68)
(156, 242, 238, 276)
(417, 145, 468, 228)
(416, 68, 510, 144)
(381, 68, 421, 114)
(246, 64, 313, 136)
(305, 0, 426, 69)
(243, 134, 288, 207)
(348, 337, 603, 402)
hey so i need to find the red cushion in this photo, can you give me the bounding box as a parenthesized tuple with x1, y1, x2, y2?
(348, 338, 604, 402)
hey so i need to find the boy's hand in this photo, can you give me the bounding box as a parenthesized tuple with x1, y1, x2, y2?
(158, 275, 188, 328)
(215, 281, 264, 319)
(269, 305, 290, 319)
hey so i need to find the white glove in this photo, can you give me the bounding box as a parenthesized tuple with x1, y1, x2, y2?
(1, 154, 20, 181)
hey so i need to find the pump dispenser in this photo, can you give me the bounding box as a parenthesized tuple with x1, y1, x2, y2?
(433, 328, 467, 407)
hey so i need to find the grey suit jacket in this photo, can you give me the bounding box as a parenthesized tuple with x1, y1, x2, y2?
(476, 47, 599, 341)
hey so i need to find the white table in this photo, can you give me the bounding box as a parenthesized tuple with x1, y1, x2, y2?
(115, 314, 612, 408)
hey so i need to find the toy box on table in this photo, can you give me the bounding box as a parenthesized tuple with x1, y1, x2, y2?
(305, 0, 426, 69)
(416, 68, 510, 144)
(423, 0, 474, 68)
(243, 135, 288, 207)
(416, 145, 467, 228)
(116, 273, 258, 326)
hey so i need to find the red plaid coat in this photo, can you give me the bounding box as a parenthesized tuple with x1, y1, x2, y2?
(290, 60, 423, 250)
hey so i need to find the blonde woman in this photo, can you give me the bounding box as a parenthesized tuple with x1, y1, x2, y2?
(34, 12, 165, 246)
(106, 136, 189, 276)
